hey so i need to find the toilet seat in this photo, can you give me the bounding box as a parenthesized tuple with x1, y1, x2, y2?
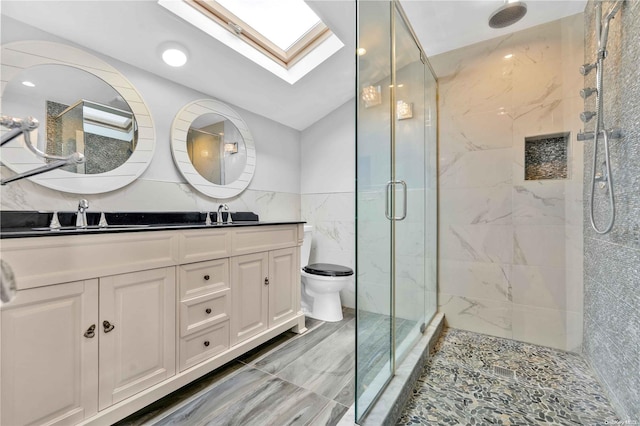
(303, 263, 353, 277)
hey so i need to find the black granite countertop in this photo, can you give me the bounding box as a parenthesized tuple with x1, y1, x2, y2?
(0, 211, 304, 239)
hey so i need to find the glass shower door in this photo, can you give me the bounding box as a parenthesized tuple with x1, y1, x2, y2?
(392, 7, 427, 366)
(356, 1, 437, 421)
(355, 0, 393, 420)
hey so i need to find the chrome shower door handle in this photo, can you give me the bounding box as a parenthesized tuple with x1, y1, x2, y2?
(385, 181, 393, 220)
(397, 180, 407, 221)
(385, 180, 408, 221)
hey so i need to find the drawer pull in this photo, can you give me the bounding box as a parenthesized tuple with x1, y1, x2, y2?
(264, 277, 269, 286)
(103, 320, 115, 333)
(204, 275, 210, 281)
(204, 340, 210, 347)
(205, 308, 212, 314)
(84, 324, 96, 338)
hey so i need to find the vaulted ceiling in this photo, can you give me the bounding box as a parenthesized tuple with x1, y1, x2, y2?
(1, 1, 586, 131)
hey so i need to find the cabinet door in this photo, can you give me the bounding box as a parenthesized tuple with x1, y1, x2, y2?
(230, 252, 268, 345)
(98, 267, 176, 410)
(268, 247, 299, 327)
(1, 280, 99, 426)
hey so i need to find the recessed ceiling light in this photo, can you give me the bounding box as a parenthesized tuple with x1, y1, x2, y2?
(21, 81, 36, 87)
(162, 47, 188, 67)
(504, 53, 513, 59)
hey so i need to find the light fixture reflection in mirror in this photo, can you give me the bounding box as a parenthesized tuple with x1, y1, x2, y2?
(361, 85, 382, 108)
(397, 100, 413, 120)
(186, 113, 247, 186)
(2, 64, 138, 174)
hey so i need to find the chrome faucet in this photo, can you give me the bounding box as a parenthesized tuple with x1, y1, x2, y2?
(216, 204, 226, 225)
(216, 204, 232, 225)
(76, 199, 89, 228)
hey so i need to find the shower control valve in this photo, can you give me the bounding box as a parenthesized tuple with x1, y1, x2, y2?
(580, 111, 596, 123)
(580, 62, 597, 76)
(580, 87, 597, 99)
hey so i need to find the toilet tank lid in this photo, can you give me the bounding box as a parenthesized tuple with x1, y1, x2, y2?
(303, 263, 353, 277)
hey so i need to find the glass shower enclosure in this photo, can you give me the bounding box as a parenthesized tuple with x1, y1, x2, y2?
(355, 0, 438, 420)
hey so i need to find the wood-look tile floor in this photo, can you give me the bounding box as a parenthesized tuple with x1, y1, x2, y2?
(117, 311, 355, 426)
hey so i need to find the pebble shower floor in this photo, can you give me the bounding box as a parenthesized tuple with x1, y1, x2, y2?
(398, 328, 620, 425)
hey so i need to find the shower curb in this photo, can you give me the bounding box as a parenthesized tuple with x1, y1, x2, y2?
(341, 312, 445, 426)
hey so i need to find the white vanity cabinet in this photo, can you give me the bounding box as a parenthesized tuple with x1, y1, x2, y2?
(230, 245, 299, 345)
(98, 268, 176, 410)
(0, 223, 305, 426)
(178, 259, 231, 371)
(0, 266, 175, 426)
(267, 247, 299, 327)
(231, 252, 269, 344)
(1, 280, 99, 426)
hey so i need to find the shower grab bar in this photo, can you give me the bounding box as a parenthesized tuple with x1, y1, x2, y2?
(385, 180, 407, 221)
(1, 115, 85, 185)
(577, 128, 622, 141)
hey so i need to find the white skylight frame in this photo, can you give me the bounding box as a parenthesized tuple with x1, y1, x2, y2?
(158, 0, 344, 85)
(216, 0, 321, 51)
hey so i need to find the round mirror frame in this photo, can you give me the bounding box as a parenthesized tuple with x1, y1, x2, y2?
(171, 99, 256, 199)
(0, 41, 155, 194)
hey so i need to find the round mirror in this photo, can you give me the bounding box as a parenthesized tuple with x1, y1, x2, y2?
(187, 113, 247, 185)
(3, 64, 138, 175)
(171, 99, 256, 199)
(0, 41, 155, 194)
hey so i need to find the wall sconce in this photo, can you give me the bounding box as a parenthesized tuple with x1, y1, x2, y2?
(224, 142, 238, 154)
(361, 85, 382, 108)
(397, 100, 413, 120)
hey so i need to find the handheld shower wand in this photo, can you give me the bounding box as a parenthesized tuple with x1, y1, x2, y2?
(584, 0, 624, 234)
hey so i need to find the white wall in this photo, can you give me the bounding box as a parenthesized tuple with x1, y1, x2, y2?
(301, 99, 356, 308)
(0, 17, 301, 221)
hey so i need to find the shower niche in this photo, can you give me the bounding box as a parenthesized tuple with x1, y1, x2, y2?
(524, 132, 569, 180)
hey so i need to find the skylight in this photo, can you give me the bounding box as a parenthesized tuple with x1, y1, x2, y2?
(158, 0, 344, 84)
(216, 0, 321, 51)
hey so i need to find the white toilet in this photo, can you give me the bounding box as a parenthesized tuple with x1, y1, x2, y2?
(300, 225, 353, 322)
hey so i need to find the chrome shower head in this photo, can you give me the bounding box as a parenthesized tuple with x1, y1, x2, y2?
(489, 1, 527, 29)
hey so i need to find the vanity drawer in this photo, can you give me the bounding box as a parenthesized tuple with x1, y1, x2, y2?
(232, 225, 299, 256)
(180, 289, 230, 336)
(179, 321, 229, 372)
(179, 258, 229, 300)
(178, 228, 231, 263)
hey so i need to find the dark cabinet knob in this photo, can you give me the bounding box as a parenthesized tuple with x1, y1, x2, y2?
(103, 320, 115, 333)
(204, 275, 210, 281)
(84, 324, 96, 338)
(205, 308, 212, 314)
(204, 341, 210, 347)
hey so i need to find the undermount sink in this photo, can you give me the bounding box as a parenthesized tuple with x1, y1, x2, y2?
(31, 225, 150, 231)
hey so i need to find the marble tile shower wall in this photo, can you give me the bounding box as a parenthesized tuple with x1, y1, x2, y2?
(431, 14, 585, 351)
(582, 0, 640, 421)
